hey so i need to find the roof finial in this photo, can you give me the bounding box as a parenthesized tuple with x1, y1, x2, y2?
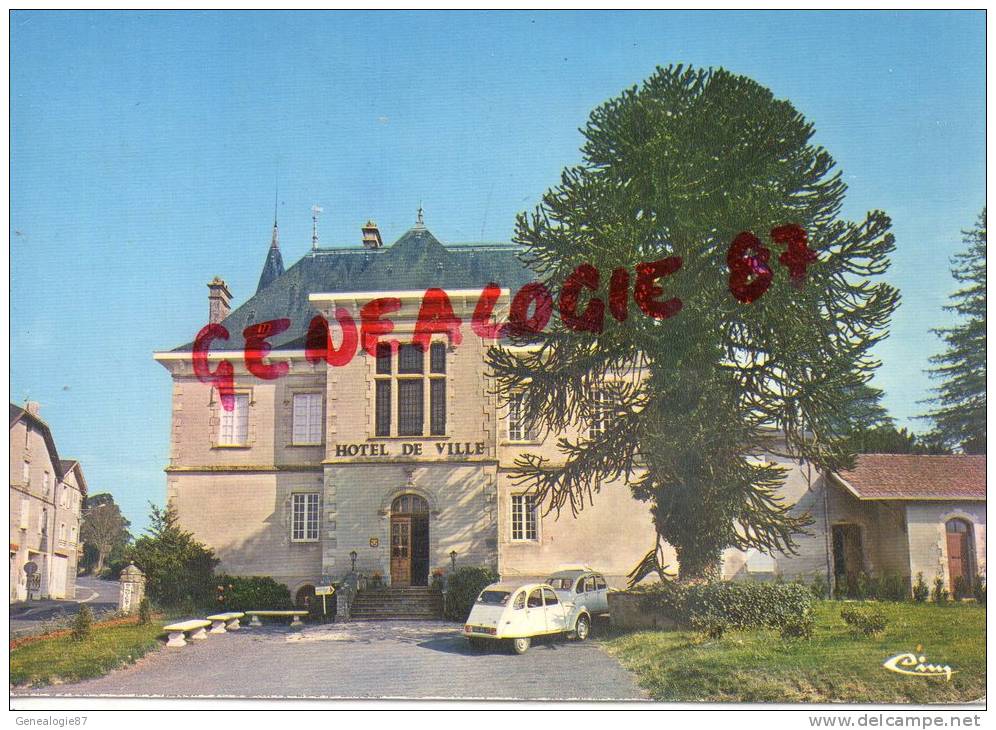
(415, 202, 425, 230)
(311, 204, 324, 251)
(270, 180, 280, 249)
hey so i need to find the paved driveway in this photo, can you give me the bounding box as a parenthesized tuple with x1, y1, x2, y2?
(13, 620, 646, 701)
(10, 577, 119, 638)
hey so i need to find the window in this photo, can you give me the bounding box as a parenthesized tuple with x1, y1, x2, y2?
(542, 587, 559, 605)
(398, 380, 423, 436)
(372, 341, 447, 437)
(527, 589, 543, 608)
(375, 380, 391, 437)
(292, 393, 323, 445)
(507, 392, 538, 442)
(219, 394, 250, 446)
(59, 522, 67, 541)
(70, 525, 77, 544)
(589, 388, 608, 439)
(584, 576, 596, 593)
(38, 508, 46, 534)
(42, 472, 50, 497)
(291, 493, 320, 542)
(511, 494, 538, 541)
(513, 591, 526, 610)
(595, 575, 607, 590)
(22, 462, 29, 485)
(19, 499, 30, 530)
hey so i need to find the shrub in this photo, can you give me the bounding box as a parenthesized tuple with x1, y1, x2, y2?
(841, 606, 887, 636)
(912, 573, 929, 603)
(635, 580, 812, 630)
(810, 573, 829, 600)
(443, 566, 499, 622)
(855, 572, 877, 600)
(780, 614, 815, 640)
(879, 573, 910, 602)
(214, 575, 292, 612)
(691, 614, 728, 640)
(128, 504, 219, 609)
(137, 597, 152, 625)
(952, 575, 969, 600)
(70, 605, 94, 642)
(972, 575, 986, 604)
(932, 575, 949, 604)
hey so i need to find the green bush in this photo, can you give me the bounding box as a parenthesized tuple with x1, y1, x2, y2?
(952, 575, 970, 600)
(879, 573, 910, 602)
(70, 604, 94, 642)
(932, 575, 949, 604)
(912, 572, 929, 603)
(214, 575, 292, 612)
(809, 574, 829, 600)
(443, 566, 499, 622)
(691, 614, 728, 640)
(128, 505, 219, 609)
(780, 613, 815, 640)
(137, 596, 152, 625)
(841, 606, 887, 636)
(972, 575, 986, 604)
(636, 580, 813, 630)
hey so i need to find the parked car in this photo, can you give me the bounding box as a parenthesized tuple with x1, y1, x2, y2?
(463, 582, 592, 654)
(546, 569, 610, 618)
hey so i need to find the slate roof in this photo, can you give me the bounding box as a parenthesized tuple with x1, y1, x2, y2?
(256, 230, 285, 294)
(173, 225, 534, 352)
(834, 454, 987, 501)
(59, 459, 88, 497)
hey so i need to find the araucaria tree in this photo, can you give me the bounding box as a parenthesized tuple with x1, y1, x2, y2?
(487, 66, 899, 581)
(922, 210, 986, 454)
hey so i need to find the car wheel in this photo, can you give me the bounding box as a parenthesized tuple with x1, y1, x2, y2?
(512, 637, 531, 654)
(574, 614, 591, 641)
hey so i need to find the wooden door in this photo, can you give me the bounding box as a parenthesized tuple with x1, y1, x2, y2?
(390, 516, 412, 586)
(946, 521, 971, 588)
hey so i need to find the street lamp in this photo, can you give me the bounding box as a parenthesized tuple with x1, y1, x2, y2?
(350, 550, 358, 572)
(449, 550, 458, 571)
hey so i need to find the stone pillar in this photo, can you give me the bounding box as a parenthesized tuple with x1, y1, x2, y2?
(118, 562, 146, 615)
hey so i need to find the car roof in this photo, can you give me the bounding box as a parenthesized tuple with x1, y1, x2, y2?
(483, 582, 551, 593)
(547, 569, 591, 579)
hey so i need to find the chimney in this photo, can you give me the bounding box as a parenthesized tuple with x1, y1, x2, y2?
(207, 277, 232, 324)
(25, 401, 40, 416)
(362, 220, 383, 249)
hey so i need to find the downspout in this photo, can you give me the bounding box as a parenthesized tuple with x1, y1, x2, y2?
(820, 464, 834, 593)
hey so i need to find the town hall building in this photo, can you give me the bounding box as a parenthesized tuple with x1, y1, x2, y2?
(155, 212, 985, 608)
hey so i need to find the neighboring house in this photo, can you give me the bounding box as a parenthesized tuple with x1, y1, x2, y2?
(154, 213, 986, 601)
(9, 403, 87, 602)
(723, 453, 986, 594)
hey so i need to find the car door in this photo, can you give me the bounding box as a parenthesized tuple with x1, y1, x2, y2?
(542, 587, 568, 631)
(593, 574, 609, 613)
(525, 588, 547, 634)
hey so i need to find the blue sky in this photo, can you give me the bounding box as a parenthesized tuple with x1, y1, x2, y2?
(10, 11, 986, 533)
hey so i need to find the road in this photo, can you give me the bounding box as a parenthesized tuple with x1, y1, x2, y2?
(9, 575, 119, 638)
(11, 619, 647, 701)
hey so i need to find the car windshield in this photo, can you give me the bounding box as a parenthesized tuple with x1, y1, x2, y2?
(546, 578, 573, 590)
(477, 590, 512, 606)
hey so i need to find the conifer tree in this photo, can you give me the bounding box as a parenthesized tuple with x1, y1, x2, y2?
(487, 66, 899, 581)
(922, 210, 986, 454)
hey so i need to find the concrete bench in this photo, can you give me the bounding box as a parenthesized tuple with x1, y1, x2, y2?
(205, 611, 245, 634)
(163, 619, 212, 647)
(245, 610, 309, 627)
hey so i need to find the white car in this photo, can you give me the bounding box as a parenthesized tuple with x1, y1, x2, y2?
(463, 582, 592, 654)
(546, 569, 610, 617)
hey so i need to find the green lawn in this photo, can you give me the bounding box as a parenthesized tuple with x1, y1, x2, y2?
(10, 621, 165, 687)
(602, 601, 985, 703)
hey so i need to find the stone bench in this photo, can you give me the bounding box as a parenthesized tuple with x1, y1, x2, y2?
(245, 610, 309, 627)
(163, 619, 212, 648)
(205, 611, 246, 634)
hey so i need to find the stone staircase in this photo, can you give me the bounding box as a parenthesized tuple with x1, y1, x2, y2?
(349, 586, 443, 620)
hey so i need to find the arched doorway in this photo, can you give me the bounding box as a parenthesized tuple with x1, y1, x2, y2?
(295, 584, 316, 609)
(391, 494, 429, 587)
(946, 519, 974, 593)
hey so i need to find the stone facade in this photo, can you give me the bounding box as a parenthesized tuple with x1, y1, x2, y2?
(155, 222, 986, 599)
(9, 403, 86, 602)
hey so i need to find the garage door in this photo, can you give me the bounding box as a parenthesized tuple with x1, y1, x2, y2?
(49, 555, 68, 599)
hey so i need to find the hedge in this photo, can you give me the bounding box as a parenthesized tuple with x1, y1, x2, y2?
(444, 566, 499, 622)
(635, 580, 812, 630)
(214, 575, 293, 612)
